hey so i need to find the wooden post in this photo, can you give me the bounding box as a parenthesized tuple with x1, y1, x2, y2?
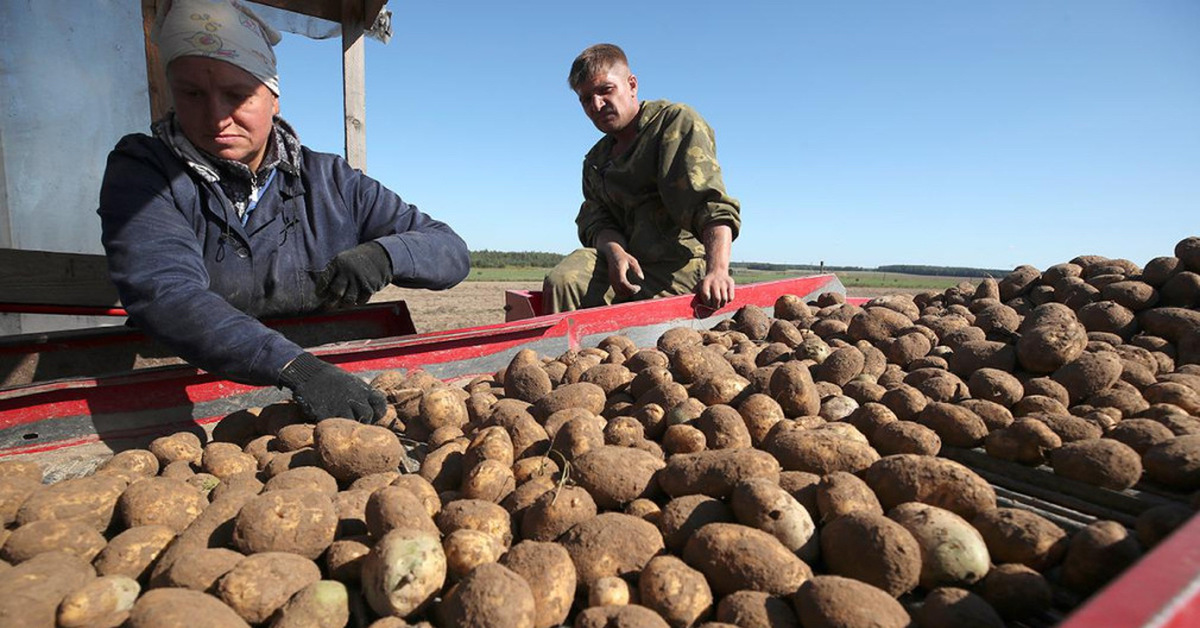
(141, 0, 171, 122)
(342, 0, 367, 171)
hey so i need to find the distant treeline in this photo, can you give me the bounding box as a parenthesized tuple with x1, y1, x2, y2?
(470, 250, 566, 268)
(469, 250, 1007, 277)
(875, 265, 1008, 278)
(732, 262, 1008, 278)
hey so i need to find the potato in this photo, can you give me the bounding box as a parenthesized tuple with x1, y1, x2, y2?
(715, 590, 797, 628)
(366, 485, 440, 538)
(0, 476, 42, 527)
(1145, 381, 1200, 414)
(0, 551, 94, 626)
(514, 484, 592, 541)
(313, 418, 405, 481)
(1015, 304, 1089, 373)
(657, 495, 735, 553)
(843, 402, 897, 438)
(232, 488, 336, 559)
(663, 424, 707, 455)
(820, 512, 920, 597)
(1143, 434, 1200, 490)
(266, 466, 338, 497)
(639, 555, 714, 627)
(201, 442, 259, 479)
(93, 524, 176, 582)
(959, 398, 1014, 430)
(419, 439, 467, 492)
(691, 404, 750, 449)
(1053, 350, 1123, 404)
(95, 449, 159, 482)
(683, 522, 811, 596)
(0, 459, 44, 483)
(1107, 419, 1176, 454)
(262, 447, 322, 478)
(731, 478, 818, 562)
(270, 580, 349, 628)
(531, 382, 607, 420)
(460, 459, 516, 503)
(501, 541, 577, 628)
(815, 471, 883, 522)
(56, 574, 140, 628)
(658, 448, 781, 498)
(437, 499, 514, 547)
(325, 536, 370, 583)
(916, 402, 988, 448)
(764, 428, 879, 475)
(15, 474, 126, 532)
(887, 502, 989, 589)
(575, 604, 671, 628)
(443, 528, 506, 581)
(419, 387, 469, 432)
(977, 563, 1053, 620)
(872, 420, 941, 456)
(148, 490, 257, 586)
(984, 418, 1062, 465)
(865, 455, 996, 520)
(880, 384, 927, 421)
(560, 513, 664, 587)
(572, 445, 664, 509)
(947, 340, 1016, 377)
(915, 587, 1004, 628)
(116, 476, 206, 533)
(791, 575, 910, 628)
(770, 361, 821, 417)
(1050, 438, 1143, 489)
(970, 507, 1067, 572)
(1135, 499, 1187, 547)
(362, 528, 446, 618)
(160, 547, 243, 592)
(275, 423, 315, 451)
(589, 576, 632, 607)
(0, 519, 107, 564)
(1060, 520, 1142, 595)
(128, 588, 249, 628)
(150, 432, 204, 466)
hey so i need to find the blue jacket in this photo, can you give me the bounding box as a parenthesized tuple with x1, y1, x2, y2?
(98, 134, 470, 385)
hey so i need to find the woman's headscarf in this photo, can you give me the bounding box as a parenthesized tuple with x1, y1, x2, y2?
(152, 0, 282, 95)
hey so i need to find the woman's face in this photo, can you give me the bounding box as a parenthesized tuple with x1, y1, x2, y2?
(168, 56, 279, 170)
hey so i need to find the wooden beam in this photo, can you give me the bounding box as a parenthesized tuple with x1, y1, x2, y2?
(250, 0, 389, 25)
(141, 0, 172, 122)
(0, 250, 119, 307)
(342, 0, 367, 171)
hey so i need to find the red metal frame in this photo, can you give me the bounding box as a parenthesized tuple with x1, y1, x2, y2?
(5, 274, 1198, 624)
(0, 275, 846, 457)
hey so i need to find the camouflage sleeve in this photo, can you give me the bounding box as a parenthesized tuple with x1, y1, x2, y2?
(655, 105, 741, 240)
(575, 162, 621, 247)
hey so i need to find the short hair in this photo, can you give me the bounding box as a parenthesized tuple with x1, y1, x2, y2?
(568, 43, 630, 91)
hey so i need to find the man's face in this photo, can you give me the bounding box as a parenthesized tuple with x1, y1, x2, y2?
(575, 64, 639, 136)
(168, 56, 279, 171)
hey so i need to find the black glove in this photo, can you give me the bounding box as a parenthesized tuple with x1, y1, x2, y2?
(314, 241, 393, 307)
(278, 352, 387, 423)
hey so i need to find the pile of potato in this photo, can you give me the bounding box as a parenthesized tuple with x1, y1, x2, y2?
(3, 237, 1200, 627)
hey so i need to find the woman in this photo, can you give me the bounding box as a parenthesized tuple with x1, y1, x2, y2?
(98, 0, 469, 422)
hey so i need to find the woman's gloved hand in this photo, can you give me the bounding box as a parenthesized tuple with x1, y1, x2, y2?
(314, 241, 393, 307)
(278, 352, 387, 423)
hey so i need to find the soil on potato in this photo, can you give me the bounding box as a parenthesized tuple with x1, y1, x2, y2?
(374, 281, 918, 334)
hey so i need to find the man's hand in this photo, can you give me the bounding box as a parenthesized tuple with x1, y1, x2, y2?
(697, 221, 736, 310)
(314, 241, 392, 308)
(278, 353, 387, 423)
(697, 267, 735, 309)
(596, 230, 644, 298)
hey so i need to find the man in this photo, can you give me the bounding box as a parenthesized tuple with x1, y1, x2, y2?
(97, 0, 469, 423)
(542, 43, 741, 313)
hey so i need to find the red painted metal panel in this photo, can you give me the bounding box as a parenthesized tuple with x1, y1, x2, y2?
(0, 275, 845, 457)
(1057, 512, 1200, 628)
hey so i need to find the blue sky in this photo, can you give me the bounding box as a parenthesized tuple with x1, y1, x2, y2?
(271, 1, 1199, 271)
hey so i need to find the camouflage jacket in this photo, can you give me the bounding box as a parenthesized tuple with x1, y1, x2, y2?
(576, 99, 741, 264)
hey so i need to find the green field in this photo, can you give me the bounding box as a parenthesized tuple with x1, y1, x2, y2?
(465, 266, 975, 290)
